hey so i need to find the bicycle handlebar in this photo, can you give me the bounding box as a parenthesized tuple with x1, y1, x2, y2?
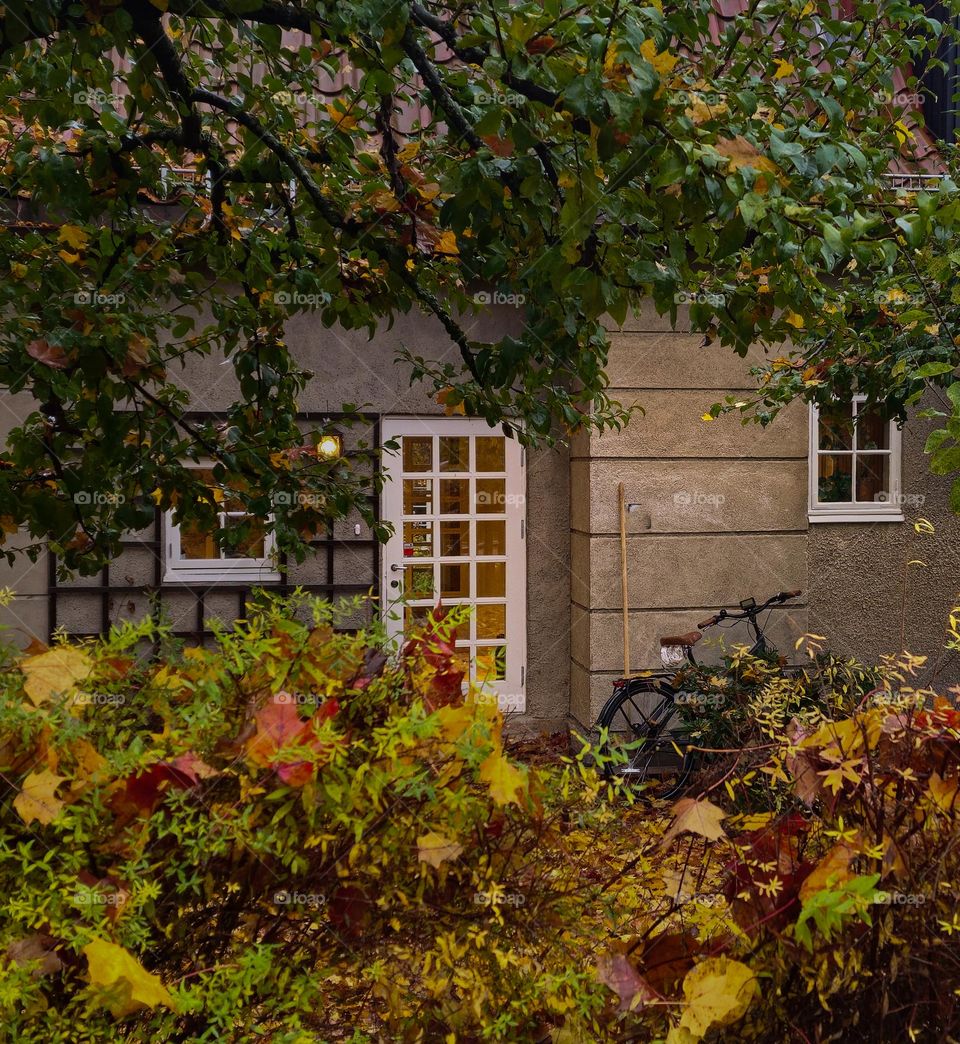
(697, 590, 802, 630)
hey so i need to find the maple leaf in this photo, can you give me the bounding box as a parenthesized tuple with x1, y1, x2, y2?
(59, 224, 90, 251)
(20, 646, 92, 706)
(662, 798, 727, 846)
(14, 768, 68, 825)
(417, 831, 463, 868)
(244, 693, 338, 785)
(25, 338, 69, 370)
(928, 772, 959, 813)
(596, 952, 657, 1012)
(117, 753, 218, 815)
(799, 840, 857, 901)
(479, 749, 527, 806)
(677, 957, 758, 1038)
(639, 38, 679, 78)
(83, 937, 176, 1018)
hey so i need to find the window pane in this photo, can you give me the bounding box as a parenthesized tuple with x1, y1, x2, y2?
(477, 561, 506, 597)
(222, 516, 266, 558)
(403, 479, 432, 515)
(403, 436, 432, 472)
(404, 605, 432, 630)
(817, 455, 853, 503)
(439, 436, 468, 471)
(403, 521, 433, 557)
(476, 436, 505, 472)
(476, 646, 506, 683)
(404, 565, 434, 599)
(440, 563, 470, 599)
(477, 603, 506, 640)
(856, 407, 888, 451)
(856, 454, 890, 503)
(476, 520, 506, 556)
(475, 478, 506, 513)
(818, 408, 854, 451)
(439, 479, 469, 514)
(180, 520, 217, 560)
(439, 520, 469, 557)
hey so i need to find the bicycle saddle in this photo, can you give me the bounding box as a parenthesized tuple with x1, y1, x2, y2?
(659, 631, 702, 647)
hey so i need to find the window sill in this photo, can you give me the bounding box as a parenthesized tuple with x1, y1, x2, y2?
(163, 565, 282, 584)
(808, 510, 904, 524)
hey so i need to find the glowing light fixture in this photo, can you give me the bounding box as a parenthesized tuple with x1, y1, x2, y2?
(317, 433, 343, 460)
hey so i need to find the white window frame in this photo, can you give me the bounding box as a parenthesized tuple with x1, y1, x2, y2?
(163, 464, 280, 583)
(808, 396, 903, 523)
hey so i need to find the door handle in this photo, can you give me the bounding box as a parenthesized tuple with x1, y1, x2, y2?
(390, 563, 403, 572)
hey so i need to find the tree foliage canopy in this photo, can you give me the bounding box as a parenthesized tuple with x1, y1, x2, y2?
(0, 0, 955, 570)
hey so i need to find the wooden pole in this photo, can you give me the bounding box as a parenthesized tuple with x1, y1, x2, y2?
(618, 482, 630, 678)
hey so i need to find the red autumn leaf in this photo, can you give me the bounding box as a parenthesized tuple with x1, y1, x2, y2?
(245, 693, 338, 785)
(326, 884, 370, 940)
(26, 339, 69, 369)
(117, 753, 218, 814)
(525, 35, 556, 53)
(596, 952, 658, 1012)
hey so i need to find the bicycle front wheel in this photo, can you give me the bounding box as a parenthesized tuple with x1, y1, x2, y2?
(596, 680, 698, 798)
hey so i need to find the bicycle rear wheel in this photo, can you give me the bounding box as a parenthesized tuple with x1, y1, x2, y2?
(596, 680, 698, 798)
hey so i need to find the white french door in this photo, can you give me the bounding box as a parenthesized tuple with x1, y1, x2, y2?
(381, 417, 526, 711)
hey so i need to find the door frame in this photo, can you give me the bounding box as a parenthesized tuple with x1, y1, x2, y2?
(380, 416, 526, 712)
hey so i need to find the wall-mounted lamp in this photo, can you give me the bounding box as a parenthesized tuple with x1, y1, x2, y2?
(316, 433, 343, 460)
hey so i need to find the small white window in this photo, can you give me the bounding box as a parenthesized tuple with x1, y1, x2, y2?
(808, 396, 903, 522)
(164, 466, 280, 583)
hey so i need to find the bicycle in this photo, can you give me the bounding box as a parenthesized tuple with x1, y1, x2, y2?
(595, 589, 802, 798)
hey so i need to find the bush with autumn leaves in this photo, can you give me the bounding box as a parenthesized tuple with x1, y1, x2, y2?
(1, 591, 959, 1042)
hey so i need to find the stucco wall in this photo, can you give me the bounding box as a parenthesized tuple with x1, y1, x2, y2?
(570, 313, 809, 727)
(808, 390, 960, 686)
(0, 306, 571, 726)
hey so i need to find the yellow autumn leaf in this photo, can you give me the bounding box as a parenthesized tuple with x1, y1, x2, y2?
(397, 141, 420, 162)
(21, 646, 93, 707)
(434, 701, 476, 741)
(893, 120, 914, 146)
(662, 798, 727, 846)
(678, 957, 757, 1038)
(434, 230, 458, 256)
(700, 412, 715, 422)
(640, 38, 679, 79)
(784, 310, 805, 329)
(59, 225, 89, 251)
(14, 769, 67, 826)
(58, 249, 82, 266)
(83, 938, 176, 1018)
(798, 840, 857, 901)
(479, 749, 527, 806)
(326, 103, 357, 130)
(714, 137, 778, 192)
(929, 772, 959, 813)
(801, 1, 816, 14)
(774, 59, 795, 80)
(417, 832, 464, 868)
